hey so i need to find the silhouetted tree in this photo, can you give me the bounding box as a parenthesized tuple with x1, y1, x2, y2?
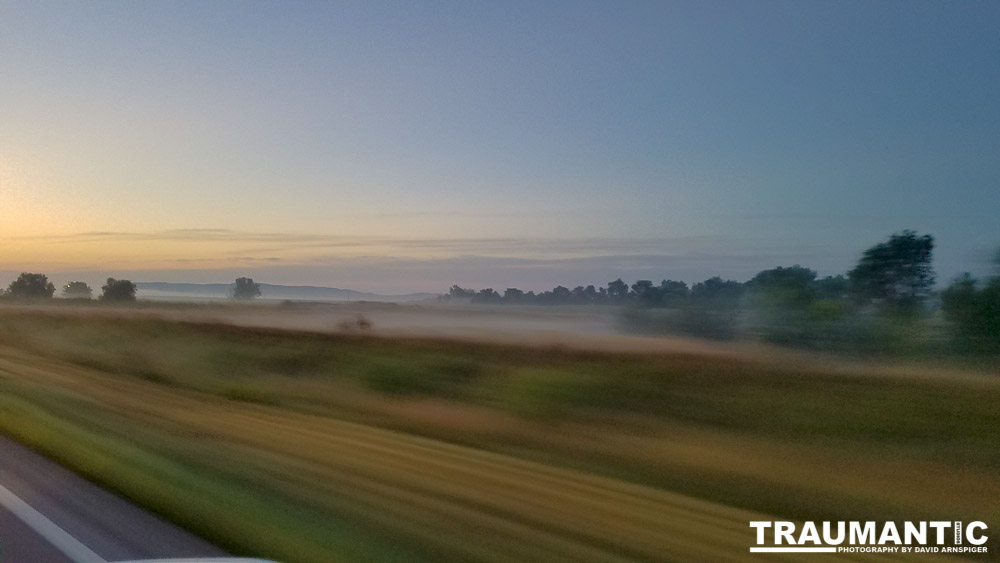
(679, 277, 745, 340)
(630, 280, 663, 307)
(100, 278, 136, 301)
(814, 275, 849, 300)
(747, 265, 816, 308)
(503, 288, 526, 303)
(848, 231, 934, 307)
(231, 277, 262, 300)
(607, 278, 629, 303)
(449, 285, 476, 299)
(941, 273, 1000, 351)
(6, 273, 55, 299)
(659, 280, 689, 307)
(690, 277, 745, 308)
(742, 266, 821, 345)
(550, 285, 572, 305)
(471, 288, 502, 304)
(62, 281, 93, 299)
(597, 286, 608, 303)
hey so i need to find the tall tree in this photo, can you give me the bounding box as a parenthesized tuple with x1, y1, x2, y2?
(848, 231, 934, 306)
(6, 273, 56, 299)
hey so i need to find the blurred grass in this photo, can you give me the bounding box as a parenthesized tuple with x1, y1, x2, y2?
(0, 308, 996, 561)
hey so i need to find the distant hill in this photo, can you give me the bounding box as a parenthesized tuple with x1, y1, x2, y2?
(135, 282, 439, 303)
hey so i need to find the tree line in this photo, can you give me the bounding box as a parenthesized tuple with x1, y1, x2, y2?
(445, 231, 999, 353)
(1, 276, 263, 301)
(2, 275, 139, 301)
(444, 231, 935, 309)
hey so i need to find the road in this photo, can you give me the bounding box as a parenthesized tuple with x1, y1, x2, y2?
(0, 434, 228, 563)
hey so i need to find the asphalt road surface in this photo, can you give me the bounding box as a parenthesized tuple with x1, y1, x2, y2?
(0, 434, 228, 563)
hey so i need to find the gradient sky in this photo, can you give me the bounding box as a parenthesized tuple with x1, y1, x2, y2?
(2, 1, 998, 293)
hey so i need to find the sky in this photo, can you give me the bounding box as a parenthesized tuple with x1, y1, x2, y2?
(1, 1, 998, 294)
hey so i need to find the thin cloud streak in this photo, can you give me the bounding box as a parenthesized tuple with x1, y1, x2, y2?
(23, 229, 758, 258)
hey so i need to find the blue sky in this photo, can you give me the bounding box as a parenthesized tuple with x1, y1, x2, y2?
(1, 1, 998, 293)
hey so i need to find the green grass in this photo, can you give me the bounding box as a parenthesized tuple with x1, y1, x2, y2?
(0, 388, 424, 562)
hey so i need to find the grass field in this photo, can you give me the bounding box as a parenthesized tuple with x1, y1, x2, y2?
(0, 305, 996, 561)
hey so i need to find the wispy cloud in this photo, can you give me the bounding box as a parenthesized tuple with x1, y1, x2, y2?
(24, 229, 766, 259)
(171, 256, 287, 264)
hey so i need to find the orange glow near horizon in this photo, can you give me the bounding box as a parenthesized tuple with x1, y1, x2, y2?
(0, 229, 552, 273)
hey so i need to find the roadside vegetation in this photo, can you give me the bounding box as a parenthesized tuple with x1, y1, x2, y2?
(0, 308, 996, 562)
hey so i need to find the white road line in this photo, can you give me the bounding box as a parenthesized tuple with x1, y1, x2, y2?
(0, 483, 107, 563)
